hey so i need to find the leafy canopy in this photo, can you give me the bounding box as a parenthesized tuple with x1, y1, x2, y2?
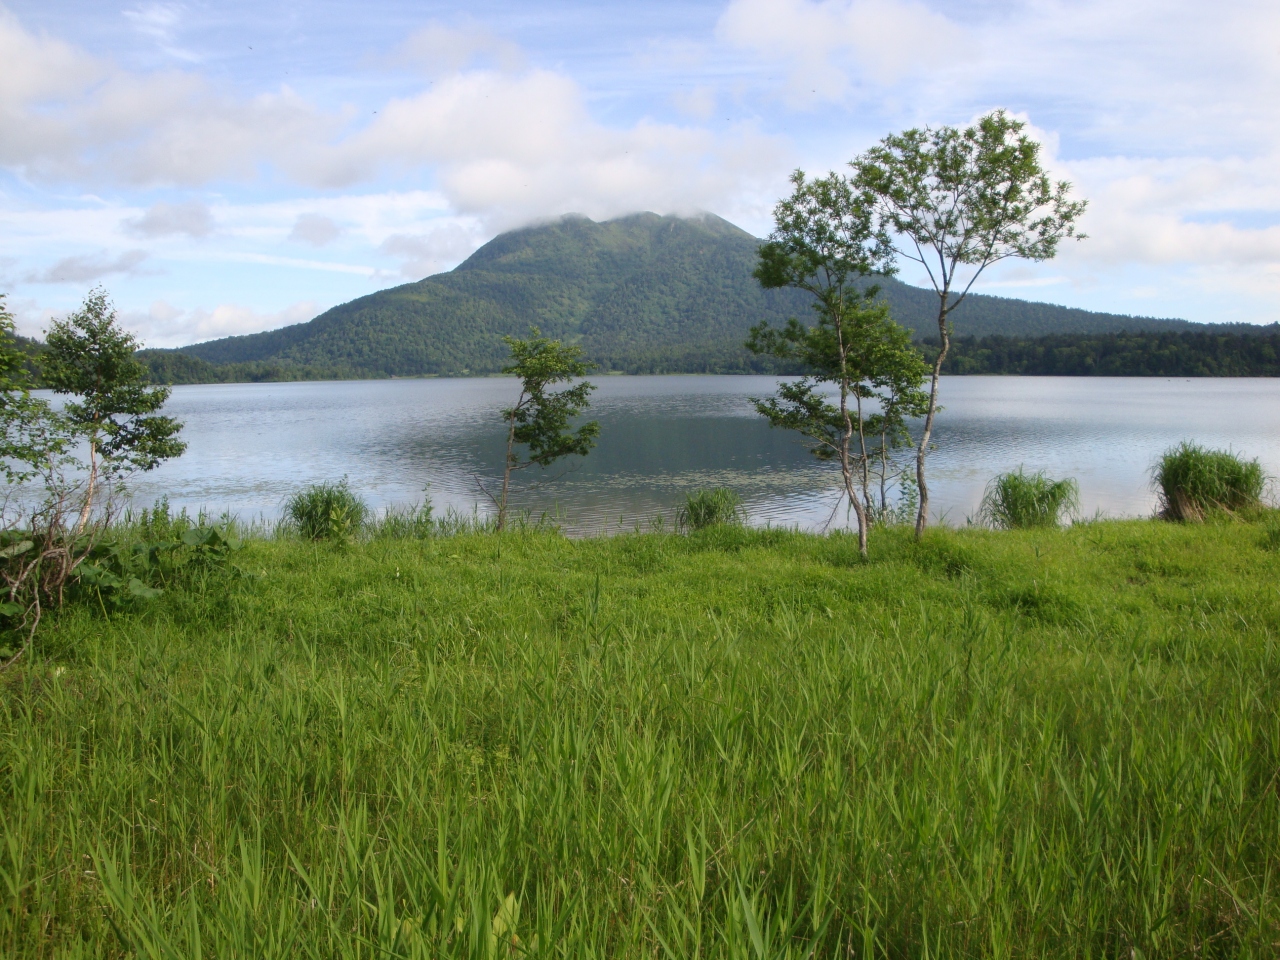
(748, 169, 927, 554)
(501, 328, 600, 470)
(749, 298, 928, 464)
(0, 295, 67, 483)
(851, 110, 1087, 310)
(42, 288, 186, 475)
(754, 170, 896, 299)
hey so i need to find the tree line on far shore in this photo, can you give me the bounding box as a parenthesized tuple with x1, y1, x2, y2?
(933, 328, 1280, 377)
(132, 326, 1280, 384)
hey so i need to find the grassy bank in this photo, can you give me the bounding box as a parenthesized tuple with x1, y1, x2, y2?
(4, 518, 1280, 957)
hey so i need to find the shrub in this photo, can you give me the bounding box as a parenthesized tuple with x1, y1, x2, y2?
(979, 468, 1079, 529)
(1154, 442, 1266, 522)
(285, 481, 369, 542)
(677, 488, 745, 531)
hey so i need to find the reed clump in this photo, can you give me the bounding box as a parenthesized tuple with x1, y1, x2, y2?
(369, 501, 435, 540)
(978, 467, 1079, 529)
(1154, 442, 1266, 521)
(677, 487, 745, 531)
(284, 480, 369, 541)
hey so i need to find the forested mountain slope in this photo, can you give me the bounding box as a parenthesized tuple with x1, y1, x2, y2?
(177, 212, 1190, 377)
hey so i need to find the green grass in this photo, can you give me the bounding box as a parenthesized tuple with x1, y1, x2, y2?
(676, 488, 745, 531)
(978, 468, 1079, 529)
(1154, 442, 1267, 521)
(4, 517, 1280, 957)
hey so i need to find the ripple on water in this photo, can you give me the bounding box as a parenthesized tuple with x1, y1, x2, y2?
(109, 375, 1280, 533)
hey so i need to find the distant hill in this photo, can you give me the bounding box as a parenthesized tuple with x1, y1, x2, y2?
(171, 212, 1195, 378)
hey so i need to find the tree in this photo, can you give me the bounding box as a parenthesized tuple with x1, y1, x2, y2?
(851, 110, 1087, 538)
(747, 170, 924, 557)
(42, 289, 186, 531)
(495, 327, 600, 532)
(860, 327, 931, 521)
(0, 297, 77, 669)
(0, 295, 68, 484)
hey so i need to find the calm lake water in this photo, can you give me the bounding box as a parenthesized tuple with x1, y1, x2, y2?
(122, 376, 1280, 534)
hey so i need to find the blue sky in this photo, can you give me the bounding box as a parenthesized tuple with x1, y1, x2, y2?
(2, 0, 1278, 346)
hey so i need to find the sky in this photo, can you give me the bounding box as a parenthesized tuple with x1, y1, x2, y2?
(1, 0, 1278, 347)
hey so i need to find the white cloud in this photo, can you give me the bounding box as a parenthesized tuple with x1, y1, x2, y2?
(0, 190, 470, 300)
(123, 3, 198, 61)
(0, 9, 105, 108)
(125, 200, 214, 238)
(1048, 153, 1280, 279)
(379, 223, 482, 278)
(312, 69, 787, 227)
(25, 249, 150, 284)
(288, 213, 342, 247)
(716, 0, 969, 104)
(4, 297, 55, 339)
(191, 252, 376, 277)
(672, 86, 717, 121)
(0, 13, 785, 231)
(0, 12, 334, 186)
(390, 22, 525, 77)
(121, 299, 319, 347)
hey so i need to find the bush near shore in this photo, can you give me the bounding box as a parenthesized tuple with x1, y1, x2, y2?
(3, 518, 1280, 957)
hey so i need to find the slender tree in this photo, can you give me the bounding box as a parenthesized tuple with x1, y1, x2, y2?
(42, 288, 186, 531)
(851, 110, 1086, 538)
(861, 326, 931, 521)
(748, 170, 924, 557)
(496, 327, 599, 531)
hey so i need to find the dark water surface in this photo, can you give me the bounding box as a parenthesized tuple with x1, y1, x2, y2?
(124, 376, 1280, 533)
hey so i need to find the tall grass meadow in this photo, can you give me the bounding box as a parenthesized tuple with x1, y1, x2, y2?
(3, 513, 1280, 957)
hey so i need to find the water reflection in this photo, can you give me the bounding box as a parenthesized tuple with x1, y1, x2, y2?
(122, 375, 1280, 534)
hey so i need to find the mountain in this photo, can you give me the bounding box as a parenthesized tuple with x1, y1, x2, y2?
(176, 212, 1193, 377)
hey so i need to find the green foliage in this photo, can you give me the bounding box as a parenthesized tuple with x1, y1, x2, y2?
(42, 288, 186, 477)
(285, 480, 370, 542)
(979, 468, 1080, 529)
(1154, 442, 1266, 521)
(162, 213, 1176, 382)
(4, 520, 1280, 956)
(852, 110, 1088, 535)
(0, 294, 186, 668)
(501, 329, 600, 468)
(139, 349, 358, 385)
(370, 500, 436, 540)
(1260, 513, 1280, 551)
(852, 111, 1087, 291)
(73, 500, 244, 611)
(0, 506, 244, 622)
(749, 170, 928, 555)
(0, 295, 68, 483)
(676, 487, 745, 530)
(752, 170, 895, 293)
(496, 328, 599, 531)
(939, 328, 1280, 376)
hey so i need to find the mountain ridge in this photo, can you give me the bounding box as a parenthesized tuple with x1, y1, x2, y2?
(174, 212, 1196, 377)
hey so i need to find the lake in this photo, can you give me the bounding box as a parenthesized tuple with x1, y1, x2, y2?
(123, 375, 1280, 534)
